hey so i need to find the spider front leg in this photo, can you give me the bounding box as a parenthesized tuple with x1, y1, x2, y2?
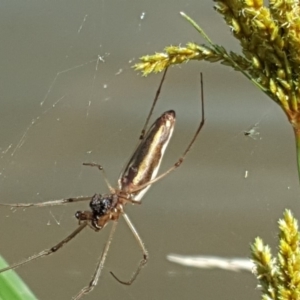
(82, 162, 114, 193)
(0, 195, 92, 208)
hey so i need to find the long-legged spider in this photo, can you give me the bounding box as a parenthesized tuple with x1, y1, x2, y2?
(0, 68, 205, 300)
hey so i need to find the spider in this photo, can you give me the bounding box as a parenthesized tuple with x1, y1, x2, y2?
(0, 68, 205, 299)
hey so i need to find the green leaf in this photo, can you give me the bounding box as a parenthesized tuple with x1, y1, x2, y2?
(0, 255, 37, 300)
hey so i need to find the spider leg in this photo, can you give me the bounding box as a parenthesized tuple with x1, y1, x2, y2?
(82, 162, 114, 193)
(110, 212, 148, 285)
(0, 223, 87, 274)
(72, 220, 118, 300)
(139, 67, 168, 140)
(0, 196, 92, 208)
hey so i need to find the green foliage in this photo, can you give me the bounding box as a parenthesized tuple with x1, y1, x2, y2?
(0, 255, 37, 300)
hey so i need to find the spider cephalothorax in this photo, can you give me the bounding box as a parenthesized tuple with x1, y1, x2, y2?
(75, 193, 119, 230)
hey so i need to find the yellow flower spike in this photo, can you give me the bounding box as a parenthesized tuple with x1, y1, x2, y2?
(251, 210, 300, 300)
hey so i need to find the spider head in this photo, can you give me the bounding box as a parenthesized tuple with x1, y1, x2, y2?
(75, 194, 118, 230)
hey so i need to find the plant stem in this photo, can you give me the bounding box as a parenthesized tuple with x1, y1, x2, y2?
(293, 128, 300, 185)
